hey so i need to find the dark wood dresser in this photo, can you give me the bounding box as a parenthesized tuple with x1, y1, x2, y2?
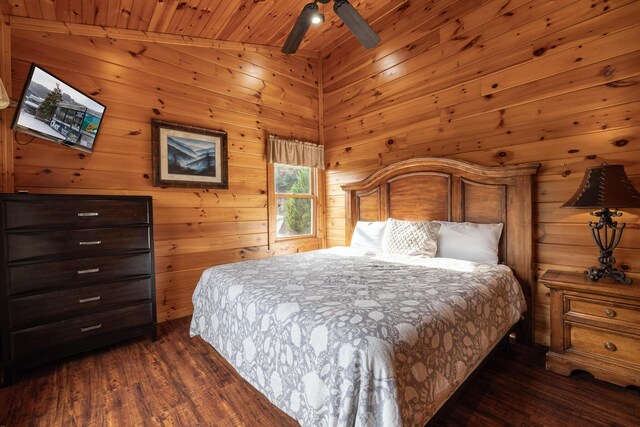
(0, 194, 157, 386)
(541, 270, 640, 387)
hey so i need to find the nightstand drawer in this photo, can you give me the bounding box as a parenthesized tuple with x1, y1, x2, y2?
(9, 278, 152, 329)
(567, 296, 640, 326)
(5, 198, 149, 230)
(542, 270, 640, 387)
(10, 303, 153, 359)
(6, 227, 150, 263)
(569, 323, 640, 366)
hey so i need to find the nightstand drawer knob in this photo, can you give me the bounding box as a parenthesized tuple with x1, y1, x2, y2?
(604, 308, 617, 318)
(604, 341, 617, 352)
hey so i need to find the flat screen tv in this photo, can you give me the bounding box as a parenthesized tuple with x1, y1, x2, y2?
(12, 63, 106, 153)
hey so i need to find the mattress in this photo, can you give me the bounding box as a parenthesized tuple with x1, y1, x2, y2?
(190, 247, 526, 426)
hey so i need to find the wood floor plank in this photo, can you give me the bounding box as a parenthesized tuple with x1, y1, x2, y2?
(1, 317, 638, 426)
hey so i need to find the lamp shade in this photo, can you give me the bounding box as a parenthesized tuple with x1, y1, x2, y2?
(562, 164, 640, 209)
(0, 77, 9, 109)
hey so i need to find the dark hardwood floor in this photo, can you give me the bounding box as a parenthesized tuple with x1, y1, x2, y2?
(1, 317, 638, 426)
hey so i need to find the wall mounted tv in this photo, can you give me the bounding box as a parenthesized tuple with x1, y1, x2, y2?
(11, 63, 106, 153)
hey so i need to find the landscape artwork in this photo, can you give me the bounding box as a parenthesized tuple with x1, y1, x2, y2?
(152, 120, 228, 188)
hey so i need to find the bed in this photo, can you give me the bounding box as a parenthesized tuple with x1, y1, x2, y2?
(190, 158, 540, 426)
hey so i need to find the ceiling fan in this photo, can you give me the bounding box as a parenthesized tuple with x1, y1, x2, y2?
(282, 0, 381, 54)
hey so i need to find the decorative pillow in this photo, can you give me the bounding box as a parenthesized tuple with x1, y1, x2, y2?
(382, 218, 441, 257)
(350, 221, 387, 252)
(436, 221, 503, 265)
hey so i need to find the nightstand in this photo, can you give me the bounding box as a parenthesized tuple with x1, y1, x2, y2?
(540, 270, 640, 387)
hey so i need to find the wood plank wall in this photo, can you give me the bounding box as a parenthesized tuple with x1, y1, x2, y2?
(0, 14, 11, 192)
(8, 25, 321, 322)
(322, 0, 640, 345)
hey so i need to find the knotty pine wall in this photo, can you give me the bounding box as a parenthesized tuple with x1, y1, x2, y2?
(323, 0, 640, 345)
(8, 27, 321, 322)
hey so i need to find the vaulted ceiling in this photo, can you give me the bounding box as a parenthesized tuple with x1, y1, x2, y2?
(1, 0, 405, 54)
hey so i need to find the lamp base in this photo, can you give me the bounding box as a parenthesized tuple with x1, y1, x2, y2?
(585, 265, 632, 285)
(585, 208, 632, 286)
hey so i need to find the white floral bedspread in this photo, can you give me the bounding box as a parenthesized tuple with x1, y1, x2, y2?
(190, 247, 526, 426)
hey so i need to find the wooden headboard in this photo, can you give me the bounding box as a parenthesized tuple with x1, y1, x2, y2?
(341, 158, 540, 342)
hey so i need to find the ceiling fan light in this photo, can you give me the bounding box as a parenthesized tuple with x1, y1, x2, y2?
(282, 0, 380, 54)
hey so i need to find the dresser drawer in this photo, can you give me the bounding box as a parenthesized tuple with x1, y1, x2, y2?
(7, 253, 152, 295)
(566, 296, 640, 326)
(6, 227, 150, 263)
(11, 303, 153, 359)
(9, 278, 152, 329)
(568, 323, 640, 366)
(4, 198, 149, 230)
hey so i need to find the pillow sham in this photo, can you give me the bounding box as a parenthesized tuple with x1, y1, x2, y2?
(382, 218, 441, 257)
(350, 221, 387, 252)
(436, 221, 503, 265)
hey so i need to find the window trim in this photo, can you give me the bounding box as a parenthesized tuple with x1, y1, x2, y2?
(268, 163, 318, 245)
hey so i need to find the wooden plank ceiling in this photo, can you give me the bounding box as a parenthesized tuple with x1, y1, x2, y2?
(0, 0, 403, 53)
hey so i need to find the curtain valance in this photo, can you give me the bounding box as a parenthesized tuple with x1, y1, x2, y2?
(267, 134, 325, 170)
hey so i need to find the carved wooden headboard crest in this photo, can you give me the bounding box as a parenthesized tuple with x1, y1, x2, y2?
(341, 158, 540, 342)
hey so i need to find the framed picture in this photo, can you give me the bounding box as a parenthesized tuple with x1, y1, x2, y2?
(151, 120, 228, 189)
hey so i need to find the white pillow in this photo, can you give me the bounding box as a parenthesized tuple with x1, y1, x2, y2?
(350, 221, 387, 252)
(382, 218, 441, 257)
(436, 221, 503, 265)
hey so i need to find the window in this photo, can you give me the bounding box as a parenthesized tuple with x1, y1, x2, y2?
(272, 163, 317, 239)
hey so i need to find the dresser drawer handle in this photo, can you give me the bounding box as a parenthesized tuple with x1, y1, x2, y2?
(604, 308, 616, 318)
(79, 240, 102, 246)
(80, 323, 102, 333)
(77, 212, 99, 217)
(77, 268, 100, 275)
(604, 342, 617, 352)
(79, 296, 101, 304)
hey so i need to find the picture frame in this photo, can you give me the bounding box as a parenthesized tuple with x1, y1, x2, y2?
(151, 120, 228, 189)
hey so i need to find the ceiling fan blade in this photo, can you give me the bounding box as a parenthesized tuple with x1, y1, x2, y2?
(282, 3, 319, 54)
(333, 0, 380, 49)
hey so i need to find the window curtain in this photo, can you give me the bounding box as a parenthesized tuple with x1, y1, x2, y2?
(267, 134, 325, 170)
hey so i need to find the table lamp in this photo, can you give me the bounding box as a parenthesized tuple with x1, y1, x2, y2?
(562, 164, 640, 285)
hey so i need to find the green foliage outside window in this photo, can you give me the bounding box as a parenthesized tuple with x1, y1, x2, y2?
(275, 164, 310, 194)
(284, 169, 312, 233)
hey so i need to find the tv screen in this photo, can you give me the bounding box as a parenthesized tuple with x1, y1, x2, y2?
(11, 63, 106, 153)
